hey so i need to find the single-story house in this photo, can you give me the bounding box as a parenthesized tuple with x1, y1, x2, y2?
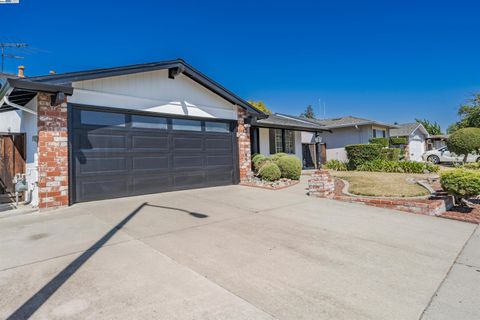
(251, 113, 326, 168)
(302, 116, 397, 162)
(426, 134, 449, 150)
(0, 60, 326, 210)
(389, 123, 429, 161)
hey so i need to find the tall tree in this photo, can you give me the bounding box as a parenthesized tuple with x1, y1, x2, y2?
(300, 105, 315, 119)
(248, 100, 271, 114)
(447, 93, 480, 133)
(415, 118, 442, 135)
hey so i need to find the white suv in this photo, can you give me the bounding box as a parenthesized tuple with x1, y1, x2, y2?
(422, 147, 480, 164)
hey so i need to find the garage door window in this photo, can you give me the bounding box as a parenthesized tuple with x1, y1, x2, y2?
(80, 110, 125, 127)
(131, 115, 167, 129)
(172, 119, 202, 131)
(205, 121, 230, 133)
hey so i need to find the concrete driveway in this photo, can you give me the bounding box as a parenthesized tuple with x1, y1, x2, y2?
(0, 179, 477, 319)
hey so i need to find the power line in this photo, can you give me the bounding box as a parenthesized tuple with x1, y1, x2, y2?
(0, 42, 28, 73)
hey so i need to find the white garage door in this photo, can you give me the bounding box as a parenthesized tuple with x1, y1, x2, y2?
(409, 136, 425, 161)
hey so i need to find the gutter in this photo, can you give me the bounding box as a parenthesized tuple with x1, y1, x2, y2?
(3, 94, 37, 115)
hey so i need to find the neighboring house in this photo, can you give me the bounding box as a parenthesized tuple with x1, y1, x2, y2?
(251, 114, 325, 168)
(390, 123, 430, 161)
(302, 116, 397, 162)
(427, 134, 449, 150)
(0, 59, 267, 209)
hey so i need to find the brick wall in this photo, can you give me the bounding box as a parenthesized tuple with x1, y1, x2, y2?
(237, 108, 252, 181)
(37, 92, 69, 209)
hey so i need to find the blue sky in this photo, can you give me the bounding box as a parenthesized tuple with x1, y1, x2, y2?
(1, 0, 479, 131)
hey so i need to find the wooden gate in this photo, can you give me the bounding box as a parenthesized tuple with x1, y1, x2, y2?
(0, 134, 26, 195)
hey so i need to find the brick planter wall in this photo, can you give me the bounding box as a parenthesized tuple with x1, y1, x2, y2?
(37, 93, 69, 209)
(237, 108, 252, 181)
(308, 170, 335, 199)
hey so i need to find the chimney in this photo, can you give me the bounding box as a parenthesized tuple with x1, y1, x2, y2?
(49, 70, 56, 75)
(17, 65, 25, 78)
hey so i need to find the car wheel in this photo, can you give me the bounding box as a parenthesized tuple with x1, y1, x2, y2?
(427, 155, 440, 164)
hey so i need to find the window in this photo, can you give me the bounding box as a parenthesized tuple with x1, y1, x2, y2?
(172, 119, 202, 131)
(269, 129, 296, 154)
(131, 115, 167, 129)
(205, 121, 230, 133)
(80, 110, 125, 127)
(373, 129, 386, 138)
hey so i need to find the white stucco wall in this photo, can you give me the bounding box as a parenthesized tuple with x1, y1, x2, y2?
(0, 110, 22, 133)
(69, 69, 238, 120)
(408, 128, 427, 161)
(258, 127, 303, 162)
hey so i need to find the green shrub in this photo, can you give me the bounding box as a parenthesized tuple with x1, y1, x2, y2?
(270, 152, 289, 162)
(276, 155, 302, 180)
(324, 160, 348, 171)
(462, 162, 480, 170)
(258, 162, 282, 181)
(345, 144, 383, 170)
(389, 137, 408, 145)
(252, 154, 268, 171)
(447, 128, 480, 162)
(380, 148, 401, 161)
(357, 160, 439, 173)
(441, 169, 480, 203)
(369, 137, 389, 147)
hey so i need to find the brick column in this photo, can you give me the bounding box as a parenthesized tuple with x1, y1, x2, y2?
(237, 108, 252, 181)
(37, 92, 69, 209)
(308, 170, 335, 198)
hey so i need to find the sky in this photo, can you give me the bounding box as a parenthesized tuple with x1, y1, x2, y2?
(1, 0, 479, 131)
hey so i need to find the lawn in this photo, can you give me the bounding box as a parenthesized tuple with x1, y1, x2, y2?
(329, 171, 433, 197)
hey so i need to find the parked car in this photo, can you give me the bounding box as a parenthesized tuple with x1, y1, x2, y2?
(422, 146, 480, 164)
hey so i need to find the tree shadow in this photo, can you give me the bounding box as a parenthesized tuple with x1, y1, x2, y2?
(7, 202, 208, 319)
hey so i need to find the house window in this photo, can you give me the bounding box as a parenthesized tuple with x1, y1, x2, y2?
(269, 129, 296, 154)
(373, 129, 386, 138)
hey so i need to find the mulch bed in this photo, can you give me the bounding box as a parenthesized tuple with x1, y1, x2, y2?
(430, 180, 480, 224)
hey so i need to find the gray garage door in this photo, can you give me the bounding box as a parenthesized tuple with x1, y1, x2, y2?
(71, 106, 238, 203)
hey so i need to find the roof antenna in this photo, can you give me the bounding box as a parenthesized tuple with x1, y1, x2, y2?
(0, 42, 28, 73)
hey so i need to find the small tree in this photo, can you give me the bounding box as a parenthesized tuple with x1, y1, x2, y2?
(300, 105, 315, 119)
(447, 127, 480, 162)
(248, 100, 271, 114)
(415, 118, 442, 135)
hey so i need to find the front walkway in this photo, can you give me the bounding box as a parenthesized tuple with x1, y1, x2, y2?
(0, 177, 477, 319)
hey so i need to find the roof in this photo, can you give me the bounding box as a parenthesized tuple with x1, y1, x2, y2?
(254, 113, 327, 132)
(307, 115, 397, 129)
(0, 59, 265, 117)
(390, 123, 429, 137)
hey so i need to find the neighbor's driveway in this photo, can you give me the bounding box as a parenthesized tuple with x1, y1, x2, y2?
(0, 179, 477, 319)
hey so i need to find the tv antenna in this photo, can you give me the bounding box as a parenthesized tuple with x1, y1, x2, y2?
(0, 42, 28, 73)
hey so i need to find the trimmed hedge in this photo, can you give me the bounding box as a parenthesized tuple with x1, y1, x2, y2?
(389, 137, 408, 145)
(276, 155, 302, 180)
(258, 162, 281, 181)
(441, 169, 480, 201)
(369, 137, 389, 147)
(345, 144, 383, 169)
(380, 148, 401, 161)
(357, 159, 440, 173)
(324, 160, 348, 171)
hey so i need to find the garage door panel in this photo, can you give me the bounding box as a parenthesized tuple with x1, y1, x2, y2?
(78, 178, 129, 201)
(132, 156, 170, 171)
(78, 157, 128, 174)
(72, 107, 237, 203)
(173, 155, 204, 169)
(131, 135, 169, 150)
(173, 137, 203, 150)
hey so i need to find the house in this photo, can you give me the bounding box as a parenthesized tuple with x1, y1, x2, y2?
(389, 123, 430, 161)
(426, 134, 449, 150)
(301, 116, 397, 161)
(251, 113, 326, 168)
(0, 60, 327, 210)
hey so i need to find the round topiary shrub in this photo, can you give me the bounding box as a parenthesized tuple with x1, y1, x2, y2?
(270, 152, 289, 163)
(252, 154, 268, 171)
(276, 155, 302, 180)
(258, 162, 281, 181)
(447, 127, 480, 162)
